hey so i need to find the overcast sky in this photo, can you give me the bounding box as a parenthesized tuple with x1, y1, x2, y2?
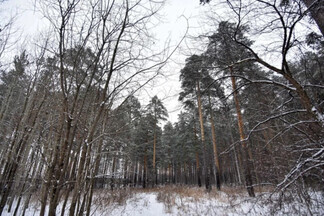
(143, 0, 209, 123)
(1, 0, 213, 124)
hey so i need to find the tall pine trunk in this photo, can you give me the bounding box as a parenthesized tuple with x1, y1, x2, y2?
(196, 81, 211, 192)
(143, 149, 148, 188)
(193, 121, 202, 187)
(153, 122, 157, 186)
(208, 92, 221, 190)
(230, 67, 255, 197)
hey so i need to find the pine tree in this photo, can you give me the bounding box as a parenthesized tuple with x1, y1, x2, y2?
(146, 95, 168, 186)
(179, 55, 212, 191)
(204, 21, 256, 197)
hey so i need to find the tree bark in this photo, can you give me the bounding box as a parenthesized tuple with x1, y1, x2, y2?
(196, 81, 211, 192)
(153, 122, 157, 186)
(208, 92, 221, 190)
(143, 149, 147, 188)
(230, 67, 255, 197)
(303, 0, 324, 36)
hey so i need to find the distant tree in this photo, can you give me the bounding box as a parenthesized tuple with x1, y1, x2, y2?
(162, 122, 177, 183)
(0, 51, 47, 214)
(146, 95, 168, 185)
(202, 75, 224, 190)
(180, 54, 212, 191)
(204, 21, 256, 197)
(133, 114, 155, 188)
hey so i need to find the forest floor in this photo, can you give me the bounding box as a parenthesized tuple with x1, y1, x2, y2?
(2, 185, 324, 215)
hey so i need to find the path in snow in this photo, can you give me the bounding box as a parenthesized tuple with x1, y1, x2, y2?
(2, 187, 324, 215)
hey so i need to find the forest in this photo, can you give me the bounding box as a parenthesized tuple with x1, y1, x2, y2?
(0, 0, 323, 215)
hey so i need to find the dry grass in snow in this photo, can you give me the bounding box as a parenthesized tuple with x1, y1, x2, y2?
(2, 185, 324, 215)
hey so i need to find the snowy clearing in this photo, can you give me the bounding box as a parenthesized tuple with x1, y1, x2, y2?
(2, 186, 324, 215)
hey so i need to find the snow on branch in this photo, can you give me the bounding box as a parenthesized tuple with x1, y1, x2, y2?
(277, 147, 324, 192)
(243, 109, 307, 143)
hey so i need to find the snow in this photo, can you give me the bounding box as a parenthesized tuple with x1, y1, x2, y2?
(2, 187, 324, 215)
(312, 106, 324, 126)
(99, 193, 170, 216)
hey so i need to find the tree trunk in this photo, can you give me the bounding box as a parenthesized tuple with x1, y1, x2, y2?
(193, 122, 202, 187)
(85, 120, 106, 216)
(208, 92, 221, 190)
(133, 160, 138, 187)
(196, 81, 211, 192)
(230, 67, 255, 197)
(153, 123, 157, 186)
(143, 149, 147, 188)
(0, 93, 45, 215)
(111, 156, 117, 191)
(302, 0, 324, 36)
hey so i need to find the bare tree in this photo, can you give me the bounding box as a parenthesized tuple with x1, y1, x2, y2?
(27, 0, 176, 215)
(202, 0, 323, 199)
(0, 5, 16, 65)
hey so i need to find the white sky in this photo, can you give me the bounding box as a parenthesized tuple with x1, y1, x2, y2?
(141, 0, 210, 124)
(1, 0, 212, 125)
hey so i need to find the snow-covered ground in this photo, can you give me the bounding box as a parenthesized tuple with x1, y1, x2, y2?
(2, 186, 324, 215)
